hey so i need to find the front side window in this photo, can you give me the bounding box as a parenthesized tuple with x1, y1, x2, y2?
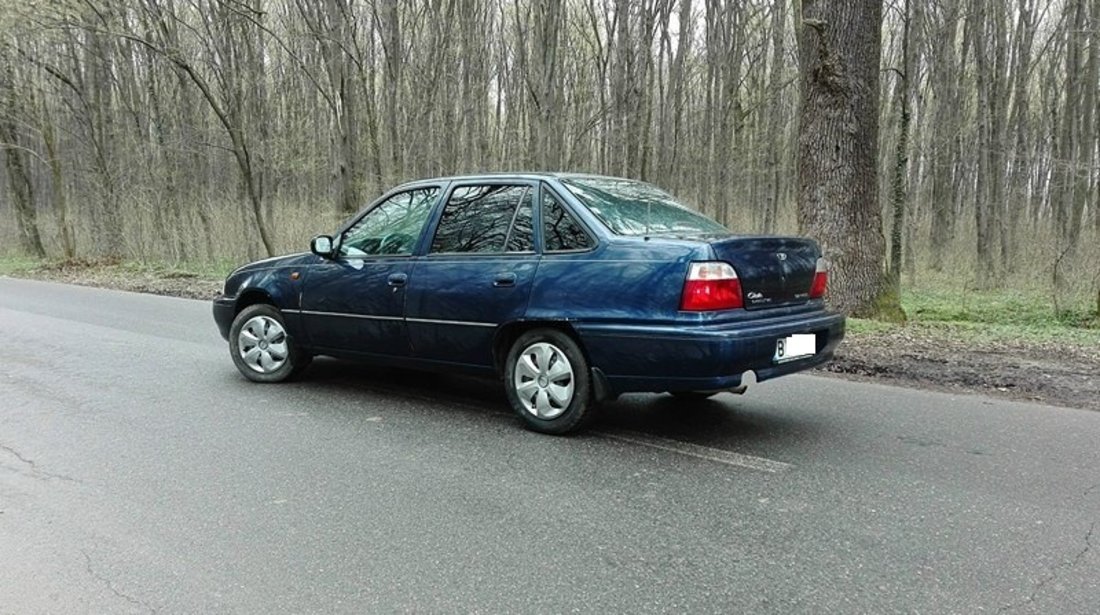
(431, 185, 534, 254)
(340, 187, 439, 257)
(542, 187, 594, 252)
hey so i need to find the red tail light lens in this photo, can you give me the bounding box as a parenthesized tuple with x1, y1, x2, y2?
(680, 262, 743, 311)
(809, 257, 829, 299)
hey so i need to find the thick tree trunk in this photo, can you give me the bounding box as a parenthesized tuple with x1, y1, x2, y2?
(317, 0, 362, 217)
(530, 0, 564, 170)
(888, 0, 912, 287)
(41, 108, 76, 260)
(0, 120, 47, 258)
(762, 0, 787, 234)
(969, 0, 999, 288)
(0, 53, 46, 258)
(85, 25, 125, 259)
(1005, 0, 1035, 276)
(1092, 0, 1100, 246)
(664, 0, 692, 191)
(797, 0, 902, 320)
(1077, 0, 1099, 251)
(379, 0, 402, 180)
(1052, 0, 1089, 298)
(927, 7, 963, 272)
(610, 0, 633, 177)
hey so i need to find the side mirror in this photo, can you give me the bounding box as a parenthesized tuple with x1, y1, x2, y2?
(311, 235, 335, 258)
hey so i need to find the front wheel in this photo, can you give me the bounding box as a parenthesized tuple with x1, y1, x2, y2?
(229, 304, 311, 383)
(504, 329, 594, 434)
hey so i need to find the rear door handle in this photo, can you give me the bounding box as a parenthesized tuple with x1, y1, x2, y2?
(387, 273, 408, 287)
(493, 273, 517, 287)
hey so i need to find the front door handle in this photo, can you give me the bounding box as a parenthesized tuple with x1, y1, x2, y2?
(493, 273, 517, 287)
(387, 273, 408, 287)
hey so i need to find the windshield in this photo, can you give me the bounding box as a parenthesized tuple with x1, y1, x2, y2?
(561, 177, 730, 237)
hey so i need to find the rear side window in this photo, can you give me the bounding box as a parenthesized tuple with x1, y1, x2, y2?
(431, 185, 534, 254)
(542, 187, 594, 252)
(562, 177, 728, 237)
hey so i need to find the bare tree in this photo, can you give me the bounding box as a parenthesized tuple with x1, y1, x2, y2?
(0, 54, 46, 258)
(797, 0, 903, 319)
(887, 0, 912, 288)
(0, 0, 1096, 318)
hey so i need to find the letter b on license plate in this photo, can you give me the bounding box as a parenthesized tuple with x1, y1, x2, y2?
(774, 333, 816, 363)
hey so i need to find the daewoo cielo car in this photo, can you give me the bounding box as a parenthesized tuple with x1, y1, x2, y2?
(213, 173, 845, 434)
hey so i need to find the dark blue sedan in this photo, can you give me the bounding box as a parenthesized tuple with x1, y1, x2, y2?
(213, 173, 844, 434)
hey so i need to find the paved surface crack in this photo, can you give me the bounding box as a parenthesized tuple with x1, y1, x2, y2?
(0, 441, 80, 483)
(997, 521, 1095, 613)
(595, 430, 792, 473)
(0, 442, 37, 467)
(81, 548, 157, 614)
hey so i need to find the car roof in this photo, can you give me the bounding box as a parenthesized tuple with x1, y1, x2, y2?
(392, 172, 640, 190)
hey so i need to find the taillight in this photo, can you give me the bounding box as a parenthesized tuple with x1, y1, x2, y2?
(680, 262, 743, 311)
(809, 257, 829, 299)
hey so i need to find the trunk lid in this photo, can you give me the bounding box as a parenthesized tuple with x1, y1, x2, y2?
(707, 236, 820, 310)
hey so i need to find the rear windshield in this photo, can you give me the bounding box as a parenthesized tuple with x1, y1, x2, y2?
(561, 177, 730, 237)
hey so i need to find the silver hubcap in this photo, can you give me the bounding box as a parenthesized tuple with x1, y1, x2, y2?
(238, 316, 289, 374)
(513, 342, 574, 420)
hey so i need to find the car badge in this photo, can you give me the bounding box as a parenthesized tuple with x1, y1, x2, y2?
(776, 252, 787, 261)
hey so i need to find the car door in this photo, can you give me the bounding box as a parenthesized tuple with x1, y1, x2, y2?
(404, 182, 538, 368)
(300, 186, 441, 357)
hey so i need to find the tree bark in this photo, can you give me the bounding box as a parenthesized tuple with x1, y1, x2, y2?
(927, 4, 963, 272)
(41, 105, 76, 260)
(1052, 0, 1089, 298)
(0, 121, 47, 258)
(797, 0, 902, 320)
(762, 0, 787, 234)
(888, 0, 912, 287)
(378, 0, 403, 180)
(1004, 0, 1035, 276)
(0, 55, 46, 258)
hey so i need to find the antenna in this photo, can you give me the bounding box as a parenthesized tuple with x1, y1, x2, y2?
(645, 198, 651, 238)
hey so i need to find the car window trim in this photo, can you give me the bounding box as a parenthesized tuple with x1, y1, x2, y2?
(423, 251, 538, 259)
(501, 185, 533, 252)
(426, 180, 539, 257)
(539, 182, 599, 255)
(333, 253, 416, 262)
(333, 183, 445, 257)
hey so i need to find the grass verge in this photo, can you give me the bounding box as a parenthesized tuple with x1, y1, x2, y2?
(1, 256, 226, 300)
(0, 256, 45, 276)
(845, 284, 1100, 349)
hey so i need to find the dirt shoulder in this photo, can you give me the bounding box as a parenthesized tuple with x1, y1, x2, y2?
(5, 260, 1099, 412)
(8, 259, 225, 300)
(819, 323, 1100, 412)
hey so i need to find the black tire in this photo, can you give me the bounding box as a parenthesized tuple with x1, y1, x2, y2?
(504, 328, 594, 435)
(669, 391, 719, 401)
(228, 304, 312, 383)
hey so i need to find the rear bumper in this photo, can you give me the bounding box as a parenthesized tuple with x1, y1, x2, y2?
(575, 310, 845, 394)
(212, 296, 235, 341)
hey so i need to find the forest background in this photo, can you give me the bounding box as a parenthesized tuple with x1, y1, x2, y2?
(1, 0, 1098, 322)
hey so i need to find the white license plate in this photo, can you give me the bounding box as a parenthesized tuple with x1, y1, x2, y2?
(774, 334, 816, 363)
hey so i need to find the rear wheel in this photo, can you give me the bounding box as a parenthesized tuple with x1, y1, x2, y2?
(229, 304, 311, 382)
(504, 329, 593, 434)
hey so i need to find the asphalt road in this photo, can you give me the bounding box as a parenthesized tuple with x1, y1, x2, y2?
(1, 278, 1098, 614)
